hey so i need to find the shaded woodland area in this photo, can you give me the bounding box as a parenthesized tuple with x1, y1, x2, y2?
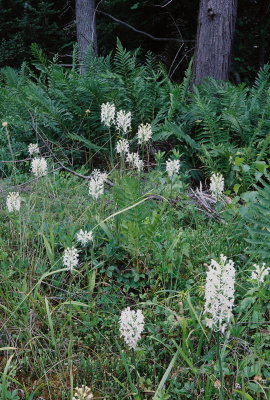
(1, 0, 269, 82)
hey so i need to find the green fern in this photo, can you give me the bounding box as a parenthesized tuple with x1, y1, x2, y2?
(242, 176, 270, 260)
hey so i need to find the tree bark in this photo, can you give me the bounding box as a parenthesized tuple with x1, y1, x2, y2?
(75, 0, 97, 73)
(193, 0, 237, 85)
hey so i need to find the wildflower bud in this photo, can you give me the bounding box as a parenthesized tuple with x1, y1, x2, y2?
(31, 157, 47, 177)
(214, 380, 221, 389)
(6, 192, 21, 212)
(88, 169, 108, 200)
(119, 307, 144, 350)
(72, 385, 93, 400)
(204, 254, 235, 333)
(28, 143, 40, 156)
(251, 263, 269, 284)
(116, 139, 129, 155)
(63, 247, 79, 271)
(76, 230, 93, 246)
(137, 123, 152, 144)
(2, 121, 8, 127)
(210, 173, 224, 200)
(116, 110, 131, 133)
(101, 102, 115, 127)
(126, 152, 144, 172)
(166, 159, 180, 179)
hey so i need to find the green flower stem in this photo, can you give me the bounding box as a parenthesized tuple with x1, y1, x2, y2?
(217, 331, 224, 400)
(68, 274, 74, 400)
(4, 125, 16, 178)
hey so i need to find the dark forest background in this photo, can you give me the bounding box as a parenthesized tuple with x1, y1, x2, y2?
(1, 0, 269, 82)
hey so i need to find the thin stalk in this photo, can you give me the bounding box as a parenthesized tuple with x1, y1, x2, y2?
(4, 125, 16, 178)
(217, 331, 224, 400)
(68, 274, 74, 400)
(109, 127, 113, 167)
(133, 349, 141, 398)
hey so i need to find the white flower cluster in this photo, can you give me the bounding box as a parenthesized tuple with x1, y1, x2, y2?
(89, 169, 108, 200)
(31, 157, 47, 177)
(210, 173, 224, 200)
(116, 110, 132, 134)
(166, 159, 180, 179)
(28, 143, 40, 156)
(76, 230, 93, 246)
(72, 385, 93, 400)
(119, 307, 144, 349)
(101, 102, 115, 127)
(100, 102, 132, 133)
(91, 169, 108, 182)
(6, 192, 21, 212)
(137, 123, 152, 144)
(63, 247, 79, 271)
(251, 263, 269, 284)
(116, 139, 129, 155)
(126, 152, 144, 172)
(204, 254, 235, 333)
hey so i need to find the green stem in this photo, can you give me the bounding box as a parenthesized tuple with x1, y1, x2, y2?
(217, 331, 224, 400)
(68, 274, 74, 400)
(5, 126, 16, 178)
(133, 349, 141, 398)
(109, 127, 113, 167)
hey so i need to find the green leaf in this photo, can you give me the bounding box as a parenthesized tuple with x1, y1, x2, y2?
(67, 132, 105, 152)
(254, 161, 267, 173)
(233, 183, 241, 194)
(153, 349, 179, 399)
(234, 157, 245, 166)
(234, 390, 254, 400)
(130, 2, 139, 9)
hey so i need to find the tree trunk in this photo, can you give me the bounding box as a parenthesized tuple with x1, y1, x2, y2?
(75, 0, 97, 74)
(193, 0, 237, 85)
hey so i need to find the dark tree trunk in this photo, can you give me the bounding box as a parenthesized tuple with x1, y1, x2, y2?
(193, 0, 237, 85)
(75, 0, 97, 73)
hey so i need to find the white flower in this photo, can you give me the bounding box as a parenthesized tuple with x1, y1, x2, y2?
(72, 385, 93, 400)
(210, 173, 224, 200)
(116, 139, 129, 155)
(76, 230, 93, 246)
(235, 383, 241, 390)
(126, 152, 144, 172)
(166, 159, 180, 179)
(31, 157, 47, 177)
(89, 178, 104, 200)
(28, 143, 40, 156)
(63, 247, 79, 271)
(101, 102, 115, 127)
(251, 263, 269, 284)
(91, 169, 108, 182)
(6, 192, 21, 212)
(116, 110, 131, 134)
(137, 123, 152, 144)
(119, 307, 144, 349)
(88, 169, 108, 200)
(204, 254, 235, 333)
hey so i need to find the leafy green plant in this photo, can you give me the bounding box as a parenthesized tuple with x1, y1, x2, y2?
(241, 175, 270, 260)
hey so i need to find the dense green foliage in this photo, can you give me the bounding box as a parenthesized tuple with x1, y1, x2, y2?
(1, 43, 270, 399)
(1, 44, 270, 193)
